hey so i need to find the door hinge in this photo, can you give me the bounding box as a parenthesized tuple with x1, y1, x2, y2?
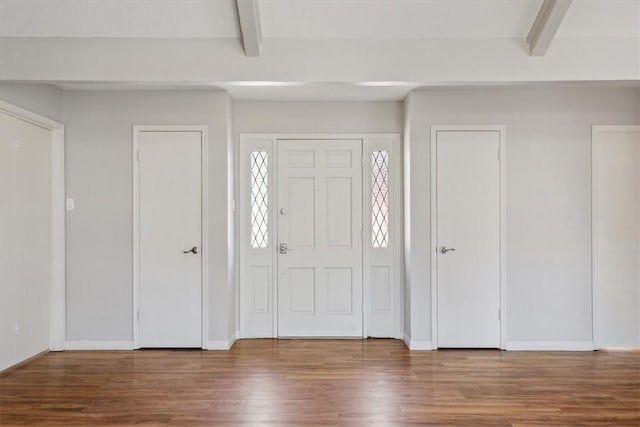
(137, 309, 141, 322)
(498, 309, 501, 321)
(136, 149, 140, 162)
(497, 148, 501, 161)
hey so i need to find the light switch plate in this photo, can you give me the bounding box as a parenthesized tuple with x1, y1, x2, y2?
(66, 198, 75, 211)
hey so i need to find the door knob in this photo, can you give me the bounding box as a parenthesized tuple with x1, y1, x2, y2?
(439, 246, 455, 254)
(183, 246, 199, 254)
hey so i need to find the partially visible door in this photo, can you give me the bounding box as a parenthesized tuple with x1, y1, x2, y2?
(277, 140, 363, 337)
(435, 130, 501, 348)
(593, 126, 640, 347)
(138, 130, 202, 347)
(0, 112, 52, 369)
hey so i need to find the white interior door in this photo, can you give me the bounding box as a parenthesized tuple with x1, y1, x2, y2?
(435, 130, 501, 348)
(138, 130, 202, 347)
(593, 126, 640, 347)
(0, 112, 52, 369)
(277, 140, 363, 337)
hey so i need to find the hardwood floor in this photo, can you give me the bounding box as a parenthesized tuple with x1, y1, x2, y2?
(1, 339, 639, 426)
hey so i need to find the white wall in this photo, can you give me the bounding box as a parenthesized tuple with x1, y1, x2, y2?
(0, 82, 63, 122)
(0, 112, 52, 370)
(64, 90, 235, 347)
(404, 86, 640, 349)
(234, 101, 403, 135)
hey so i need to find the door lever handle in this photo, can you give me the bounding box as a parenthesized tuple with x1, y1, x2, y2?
(439, 246, 455, 254)
(183, 246, 199, 254)
(279, 243, 295, 254)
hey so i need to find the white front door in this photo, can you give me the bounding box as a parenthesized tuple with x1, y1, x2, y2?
(138, 130, 202, 347)
(435, 130, 501, 348)
(277, 140, 363, 337)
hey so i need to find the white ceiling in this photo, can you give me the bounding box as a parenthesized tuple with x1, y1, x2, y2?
(260, 0, 544, 39)
(0, 0, 241, 38)
(2, 0, 637, 39)
(1, 0, 638, 100)
(557, 0, 640, 37)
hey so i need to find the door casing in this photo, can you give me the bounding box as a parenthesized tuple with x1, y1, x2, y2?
(132, 125, 209, 349)
(430, 125, 507, 350)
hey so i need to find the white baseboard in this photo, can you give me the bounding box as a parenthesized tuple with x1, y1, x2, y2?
(65, 341, 135, 350)
(402, 333, 435, 350)
(402, 332, 410, 348)
(230, 330, 238, 348)
(206, 331, 238, 351)
(505, 341, 595, 351)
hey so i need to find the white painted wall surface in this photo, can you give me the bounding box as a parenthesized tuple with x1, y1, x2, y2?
(233, 101, 403, 135)
(404, 87, 640, 348)
(0, 112, 52, 370)
(64, 90, 234, 346)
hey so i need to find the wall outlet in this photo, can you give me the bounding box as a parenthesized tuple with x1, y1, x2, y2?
(14, 322, 20, 335)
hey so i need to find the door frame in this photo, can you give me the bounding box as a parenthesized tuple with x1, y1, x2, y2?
(132, 125, 209, 349)
(591, 125, 640, 350)
(239, 134, 403, 340)
(0, 100, 66, 352)
(430, 125, 507, 349)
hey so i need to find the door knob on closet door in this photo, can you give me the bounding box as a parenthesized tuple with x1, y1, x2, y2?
(183, 246, 199, 254)
(439, 246, 455, 254)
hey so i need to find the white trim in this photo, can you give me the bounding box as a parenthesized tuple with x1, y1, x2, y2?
(0, 100, 63, 130)
(430, 125, 507, 349)
(238, 134, 402, 340)
(65, 341, 135, 350)
(591, 125, 640, 350)
(0, 100, 66, 352)
(402, 333, 435, 351)
(505, 341, 595, 351)
(207, 331, 238, 350)
(132, 125, 209, 349)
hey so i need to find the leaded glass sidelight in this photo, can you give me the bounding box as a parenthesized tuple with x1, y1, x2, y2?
(371, 150, 389, 248)
(250, 151, 269, 248)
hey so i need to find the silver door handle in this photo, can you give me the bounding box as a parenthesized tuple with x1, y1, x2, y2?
(279, 243, 291, 254)
(183, 246, 199, 254)
(439, 246, 455, 254)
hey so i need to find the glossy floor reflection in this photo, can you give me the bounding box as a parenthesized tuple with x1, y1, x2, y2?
(1, 339, 639, 425)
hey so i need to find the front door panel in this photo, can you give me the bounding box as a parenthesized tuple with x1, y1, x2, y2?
(277, 140, 363, 337)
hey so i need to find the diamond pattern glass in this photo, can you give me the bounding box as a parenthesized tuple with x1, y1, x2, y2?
(371, 150, 389, 248)
(250, 151, 269, 248)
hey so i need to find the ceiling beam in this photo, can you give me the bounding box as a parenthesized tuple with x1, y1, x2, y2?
(527, 0, 573, 56)
(236, 0, 262, 57)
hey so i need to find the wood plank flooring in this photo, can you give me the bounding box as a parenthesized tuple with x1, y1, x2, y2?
(1, 339, 639, 426)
